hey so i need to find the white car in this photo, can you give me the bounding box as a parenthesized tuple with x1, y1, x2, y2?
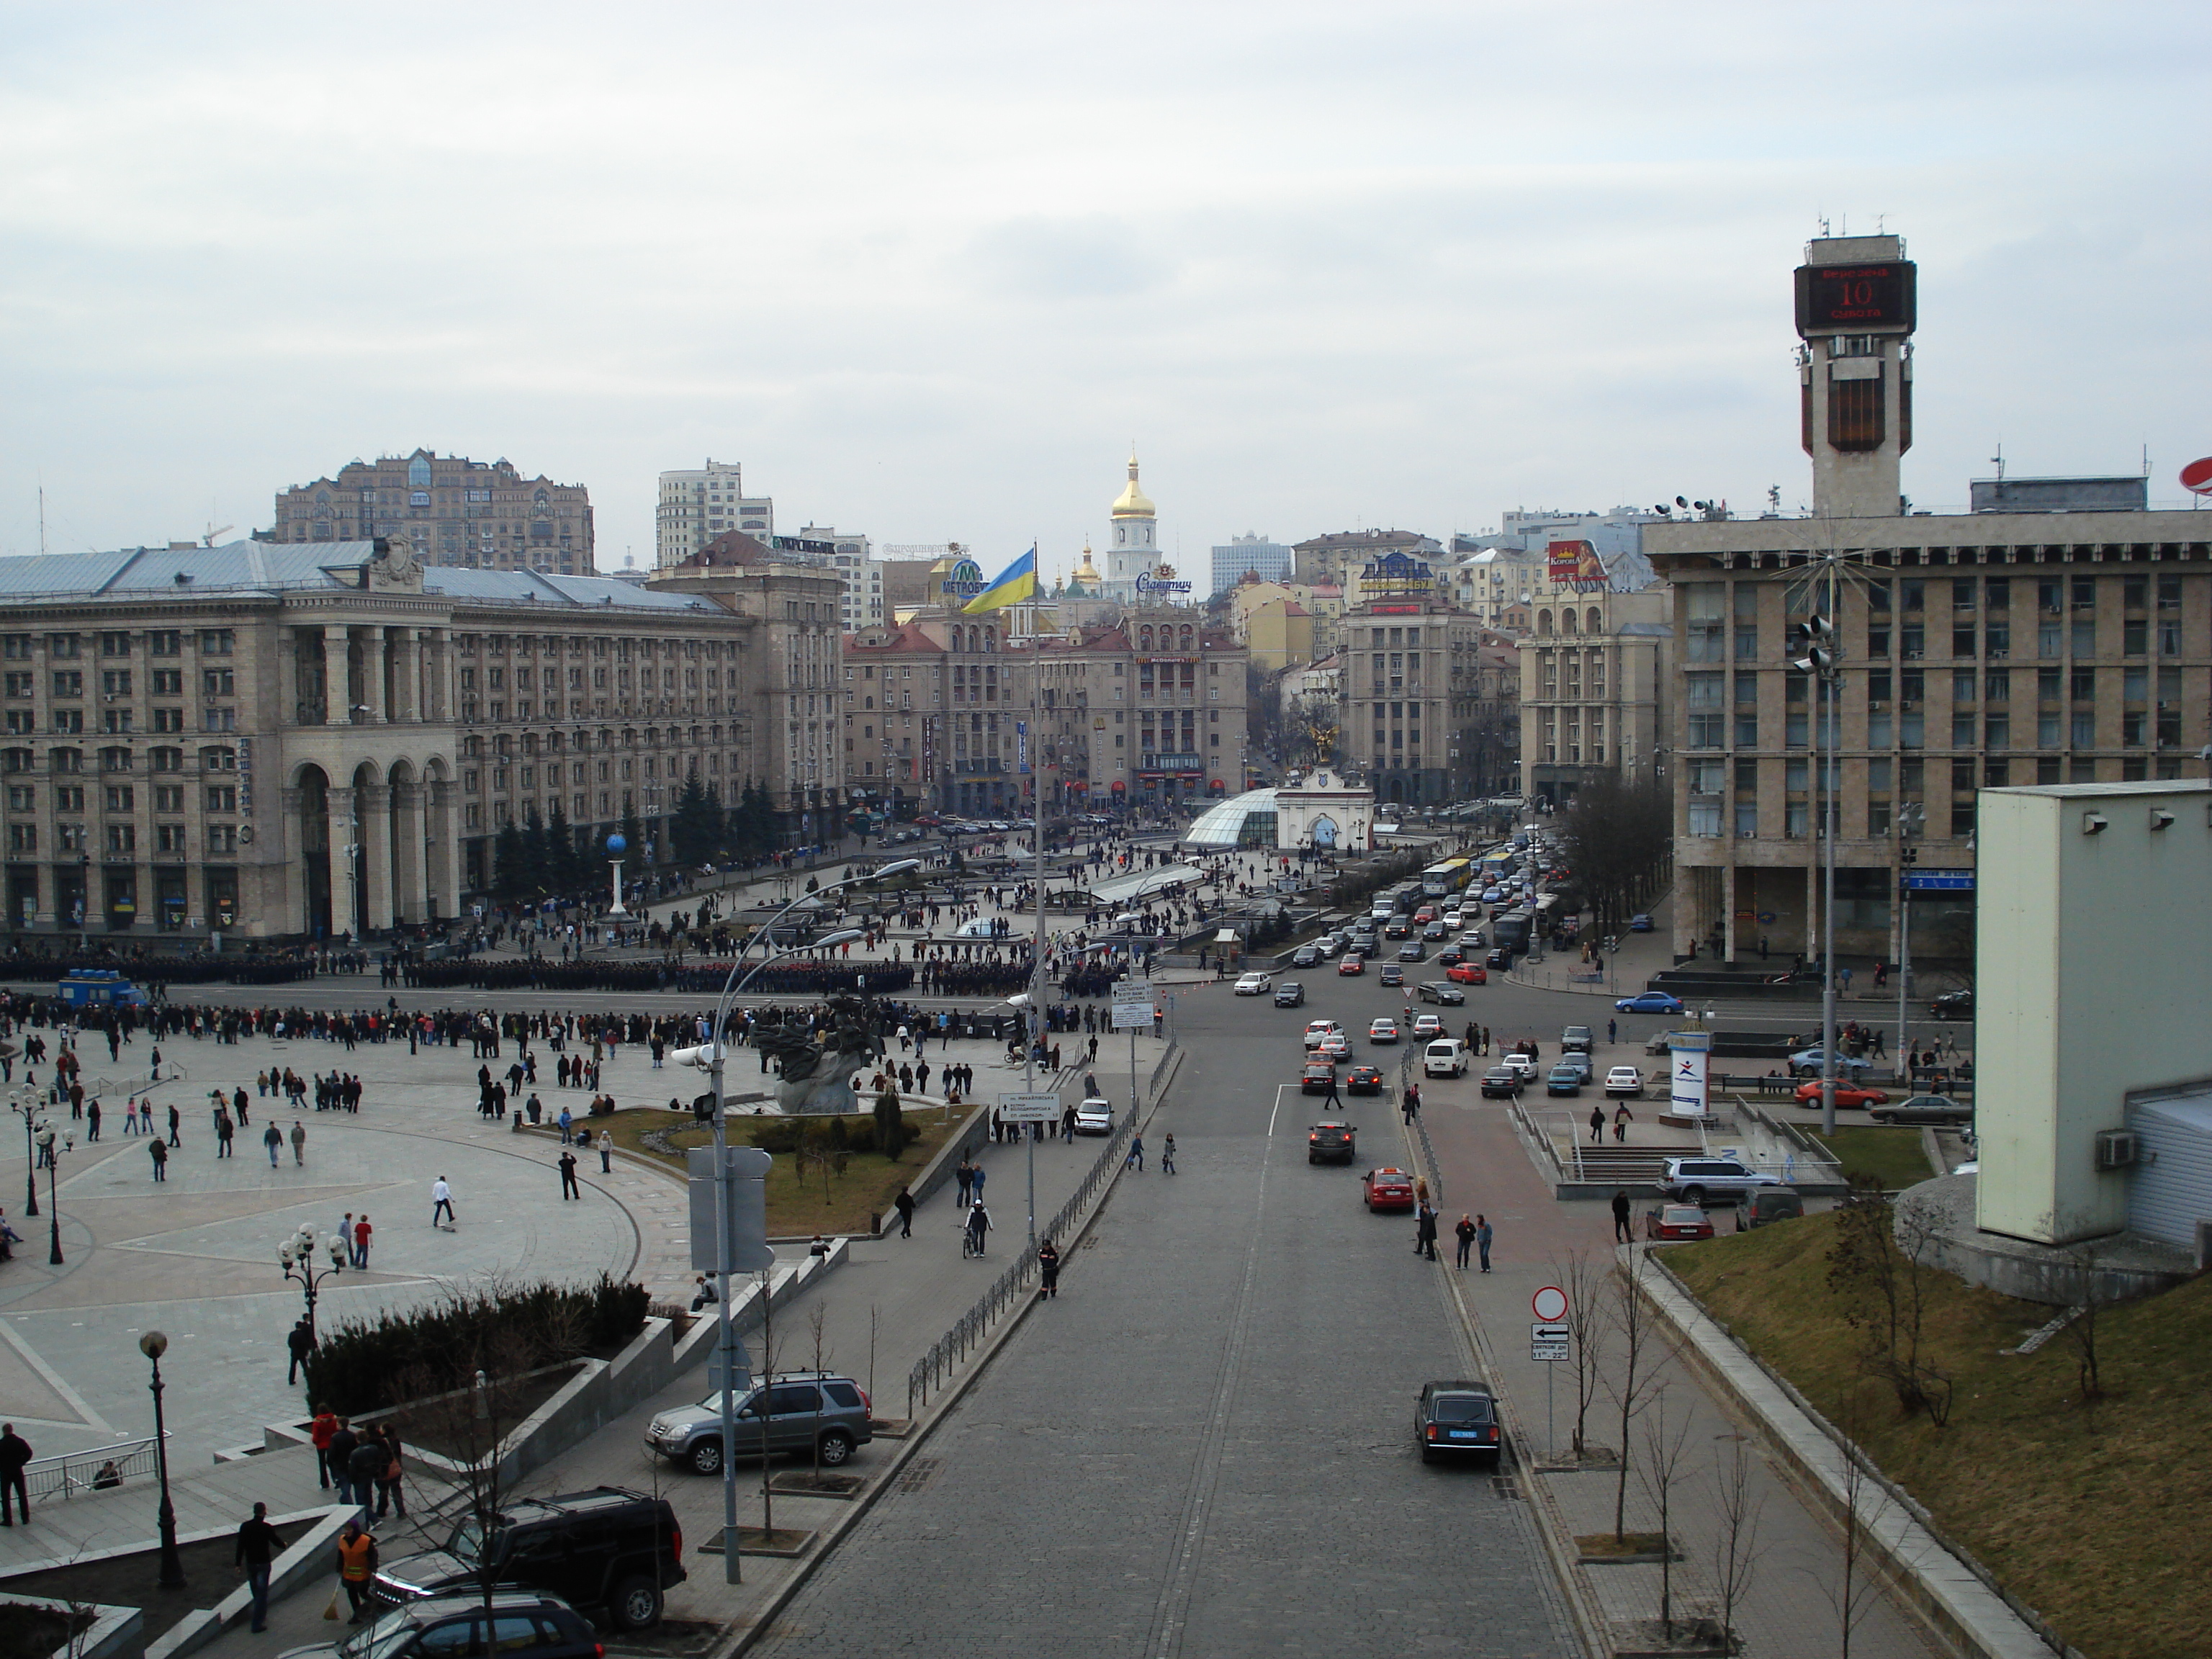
(1442, 909, 1465, 930)
(1411, 1013, 1444, 1039)
(1502, 1053, 1538, 1083)
(1368, 1017, 1401, 1043)
(1604, 1066, 1645, 1098)
(1233, 971, 1272, 996)
(1303, 1020, 1345, 1050)
(1316, 1032, 1353, 1061)
(1074, 1097, 1115, 1135)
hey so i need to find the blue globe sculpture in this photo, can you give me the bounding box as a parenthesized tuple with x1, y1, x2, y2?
(605, 833, 627, 857)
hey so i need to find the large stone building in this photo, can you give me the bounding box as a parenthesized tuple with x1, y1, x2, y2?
(655, 459, 773, 568)
(1519, 588, 1673, 806)
(1645, 233, 2212, 965)
(0, 534, 842, 943)
(273, 450, 595, 575)
(1210, 533, 1292, 595)
(843, 608, 1246, 817)
(1292, 529, 1442, 590)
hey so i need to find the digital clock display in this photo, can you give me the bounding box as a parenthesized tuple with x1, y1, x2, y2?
(1794, 261, 1916, 336)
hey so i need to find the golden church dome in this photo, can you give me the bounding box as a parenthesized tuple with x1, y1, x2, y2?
(1110, 451, 1155, 518)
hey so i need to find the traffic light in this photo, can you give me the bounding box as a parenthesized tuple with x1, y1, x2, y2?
(1789, 615, 1835, 675)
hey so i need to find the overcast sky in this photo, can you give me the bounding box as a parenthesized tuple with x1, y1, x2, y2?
(4, 1, 2207, 584)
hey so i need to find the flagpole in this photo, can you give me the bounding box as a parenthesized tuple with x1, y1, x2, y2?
(1024, 585, 1045, 1249)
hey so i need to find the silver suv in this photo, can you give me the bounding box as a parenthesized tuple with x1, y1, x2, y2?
(644, 1371, 873, 1475)
(1660, 1157, 1783, 1207)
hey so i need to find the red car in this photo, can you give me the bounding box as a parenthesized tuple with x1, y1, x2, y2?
(1362, 1167, 1417, 1212)
(1643, 1204, 1717, 1241)
(1336, 955, 1366, 976)
(1794, 1080, 1891, 1110)
(1446, 962, 1488, 985)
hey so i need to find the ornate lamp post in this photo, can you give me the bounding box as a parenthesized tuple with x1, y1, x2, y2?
(279, 1223, 349, 1336)
(140, 1331, 186, 1590)
(606, 833, 629, 918)
(36, 1120, 67, 1264)
(9, 1085, 38, 1217)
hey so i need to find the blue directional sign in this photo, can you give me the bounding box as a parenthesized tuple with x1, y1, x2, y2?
(1902, 868, 1975, 891)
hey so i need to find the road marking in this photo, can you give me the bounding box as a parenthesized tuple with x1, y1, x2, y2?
(1267, 1086, 1290, 1138)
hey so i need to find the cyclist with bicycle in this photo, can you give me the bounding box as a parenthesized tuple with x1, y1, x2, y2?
(965, 1200, 992, 1256)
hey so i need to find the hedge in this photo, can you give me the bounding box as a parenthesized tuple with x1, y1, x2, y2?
(300, 1273, 651, 1417)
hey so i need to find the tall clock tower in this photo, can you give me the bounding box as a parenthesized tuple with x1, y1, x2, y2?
(1795, 234, 1917, 518)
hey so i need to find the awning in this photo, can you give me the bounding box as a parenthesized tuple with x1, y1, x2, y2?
(1213, 928, 1241, 944)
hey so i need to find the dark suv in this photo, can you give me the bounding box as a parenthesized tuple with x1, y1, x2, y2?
(645, 1371, 873, 1475)
(372, 1489, 685, 1632)
(284, 1591, 601, 1659)
(1415, 1380, 1501, 1465)
(1307, 1121, 1357, 1164)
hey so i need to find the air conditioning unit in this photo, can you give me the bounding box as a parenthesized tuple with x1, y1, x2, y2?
(2094, 1129, 2139, 1171)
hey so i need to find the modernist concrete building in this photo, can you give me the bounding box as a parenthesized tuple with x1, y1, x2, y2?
(1645, 233, 2212, 964)
(274, 450, 595, 575)
(655, 459, 773, 569)
(0, 534, 845, 943)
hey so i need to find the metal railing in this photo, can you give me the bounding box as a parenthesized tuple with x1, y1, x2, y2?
(908, 1112, 1136, 1419)
(23, 1434, 168, 1502)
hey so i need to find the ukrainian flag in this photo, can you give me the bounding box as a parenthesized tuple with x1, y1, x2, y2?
(962, 546, 1038, 614)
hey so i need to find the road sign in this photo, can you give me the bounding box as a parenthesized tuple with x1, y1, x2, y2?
(1531, 1285, 1568, 1322)
(1532, 1320, 1570, 1363)
(686, 1145, 776, 1274)
(1112, 991, 1154, 1030)
(997, 1091, 1062, 1124)
(1902, 868, 1975, 891)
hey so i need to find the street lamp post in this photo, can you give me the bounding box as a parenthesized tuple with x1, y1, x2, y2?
(279, 1223, 350, 1336)
(37, 1122, 67, 1264)
(606, 833, 629, 918)
(140, 1331, 186, 1590)
(9, 1087, 38, 1217)
(685, 858, 918, 1583)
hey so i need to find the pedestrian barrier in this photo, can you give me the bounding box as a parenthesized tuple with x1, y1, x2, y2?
(907, 1111, 1136, 1419)
(22, 1432, 168, 1502)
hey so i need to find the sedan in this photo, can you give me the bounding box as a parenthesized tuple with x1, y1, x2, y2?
(1478, 1067, 1524, 1099)
(1303, 1020, 1344, 1049)
(1643, 1204, 1717, 1242)
(1290, 946, 1322, 969)
(1545, 1062, 1585, 1097)
(1273, 981, 1307, 1008)
(1316, 1032, 1353, 1061)
(1233, 971, 1272, 996)
(1379, 964, 1406, 987)
(1604, 1066, 1645, 1098)
(1552, 1051, 1595, 1084)
(1411, 1014, 1444, 1040)
(1628, 914, 1655, 932)
(1313, 935, 1344, 959)
(1074, 1097, 1115, 1135)
(1436, 947, 1465, 968)
(1368, 1017, 1401, 1044)
(1382, 920, 1413, 940)
(1485, 948, 1514, 969)
(1395, 943, 1428, 963)
(1869, 1094, 1973, 1126)
(1930, 990, 1974, 1022)
(1362, 1167, 1417, 1212)
(1614, 991, 1685, 1015)
(1421, 922, 1449, 941)
(1416, 981, 1465, 1006)
(1787, 1048, 1874, 1078)
(1447, 962, 1488, 985)
(1308, 1121, 1357, 1163)
(1336, 955, 1367, 976)
(1300, 1060, 1338, 1096)
(1794, 1079, 1892, 1110)
(1457, 930, 1486, 950)
(1560, 1025, 1594, 1053)
(1346, 1064, 1386, 1097)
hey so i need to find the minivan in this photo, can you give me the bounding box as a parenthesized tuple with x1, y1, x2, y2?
(1422, 1038, 1468, 1078)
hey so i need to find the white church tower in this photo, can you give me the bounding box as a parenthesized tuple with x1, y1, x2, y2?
(1104, 451, 1159, 601)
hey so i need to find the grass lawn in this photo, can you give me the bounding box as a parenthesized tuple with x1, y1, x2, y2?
(586, 1105, 978, 1236)
(1668, 1212, 2212, 1659)
(1811, 1125, 1933, 1190)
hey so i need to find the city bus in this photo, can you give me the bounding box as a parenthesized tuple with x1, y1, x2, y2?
(1421, 856, 1474, 899)
(1491, 909, 1533, 953)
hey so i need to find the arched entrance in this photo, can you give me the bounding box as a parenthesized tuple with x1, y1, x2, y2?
(295, 765, 332, 940)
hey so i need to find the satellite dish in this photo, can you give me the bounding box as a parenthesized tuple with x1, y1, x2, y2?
(2180, 457, 2212, 494)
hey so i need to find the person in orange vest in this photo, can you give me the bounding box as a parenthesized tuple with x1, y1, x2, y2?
(335, 1518, 378, 1622)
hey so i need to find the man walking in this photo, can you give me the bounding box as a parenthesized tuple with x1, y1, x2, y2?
(264, 1120, 282, 1167)
(235, 1502, 285, 1632)
(290, 1119, 307, 1166)
(558, 1148, 580, 1200)
(431, 1177, 454, 1231)
(286, 1318, 316, 1385)
(894, 1187, 914, 1239)
(310, 1405, 338, 1489)
(334, 1517, 377, 1622)
(1588, 1104, 1605, 1143)
(1455, 1213, 1476, 1269)
(326, 1418, 359, 1504)
(1611, 1189, 1633, 1244)
(1474, 1213, 1493, 1272)
(352, 1215, 372, 1268)
(150, 1137, 168, 1181)
(0, 1424, 30, 1527)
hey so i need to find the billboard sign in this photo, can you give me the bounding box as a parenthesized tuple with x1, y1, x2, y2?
(1136, 571, 1192, 595)
(940, 557, 987, 600)
(1547, 539, 1607, 590)
(1668, 1031, 1711, 1118)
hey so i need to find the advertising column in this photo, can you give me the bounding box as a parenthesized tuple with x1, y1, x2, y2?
(1667, 1030, 1711, 1119)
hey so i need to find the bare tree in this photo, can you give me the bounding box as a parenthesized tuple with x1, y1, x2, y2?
(1555, 1247, 1611, 1462)
(1710, 1431, 1769, 1653)
(392, 1323, 537, 1617)
(2058, 1240, 2110, 1421)
(1809, 1398, 1898, 1659)
(1827, 1182, 1951, 1425)
(755, 1267, 781, 1536)
(1607, 1249, 1672, 1542)
(806, 1302, 834, 1483)
(1635, 1390, 1695, 1639)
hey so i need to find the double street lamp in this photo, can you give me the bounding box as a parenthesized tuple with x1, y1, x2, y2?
(35, 1120, 68, 1264)
(279, 1223, 350, 1336)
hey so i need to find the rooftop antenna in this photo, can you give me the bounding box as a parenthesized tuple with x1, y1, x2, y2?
(37, 474, 47, 557)
(1817, 215, 1830, 238)
(1991, 442, 2005, 482)
(1876, 214, 1887, 234)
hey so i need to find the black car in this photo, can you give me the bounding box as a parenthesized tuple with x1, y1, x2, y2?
(372, 1488, 685, 1631)
(1478, 1066, 1522, 1099)
(1308, 1120, 1357, 1163)
(1273, 981, 1306, 1008)
(1415, 980, 1465, 1006)
(1291, 945, 1322, 969)
(1436, 946, 1465, 966)
(1378, 963, 1405, 986)
(283, 1592, 603, 1659)
(1415, 1380, 1501, 1465)
(1485, 948, 1512, 969)
(1395, 943, 1427, 963)
(1930, 989, 1973, 1022)
(1383, 920, 1413, 940)
(1346, 1064, 1386, 1096)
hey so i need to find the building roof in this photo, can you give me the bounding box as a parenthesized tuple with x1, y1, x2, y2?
(1110, 454, 1156, 519)
(0, 541, 719, 612)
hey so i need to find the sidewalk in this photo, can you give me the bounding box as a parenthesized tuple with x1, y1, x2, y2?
(1410, 1084, 1943, 1658)
(175, 1043, 1174, 1659)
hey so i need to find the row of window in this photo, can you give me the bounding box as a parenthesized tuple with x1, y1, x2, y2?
(9, 669, 230, 698)
(3, 630, 232, 660)
(7, 823, 238, 854)
(1, 747, 235, 774)
(5, 784, 234, 812)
